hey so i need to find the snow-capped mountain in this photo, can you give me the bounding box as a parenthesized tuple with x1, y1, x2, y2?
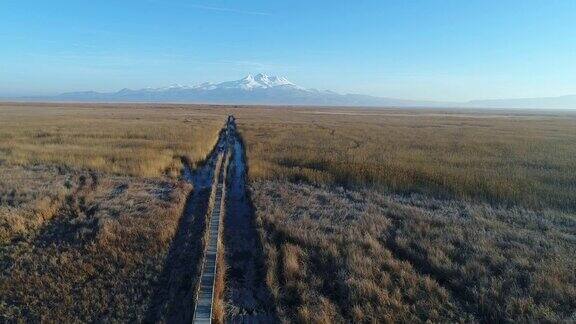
(10, 74, 576, 108)
(216, 73, 299, 90)
(50, 73, 446, 107)
(111, 74, 299, 94)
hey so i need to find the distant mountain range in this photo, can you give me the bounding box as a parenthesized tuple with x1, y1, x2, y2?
(12, 73, 576, 109)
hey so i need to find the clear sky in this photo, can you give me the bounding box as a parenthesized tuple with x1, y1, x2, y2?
(1, 0, 575, 101)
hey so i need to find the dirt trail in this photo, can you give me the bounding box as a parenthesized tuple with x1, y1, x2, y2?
(224, 130, 276, 322)
(145, 127, 228, 323)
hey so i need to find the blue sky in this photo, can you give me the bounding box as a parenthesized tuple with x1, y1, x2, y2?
(1, 0, 575, 101)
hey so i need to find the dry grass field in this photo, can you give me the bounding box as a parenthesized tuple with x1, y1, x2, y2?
(0, 164, 191, 321)
(0, 103, 223, 177)
(0, 103, 226, 321)
(1, 103, 575, 322)
(237, 108, 576, 211)
(233, 107, 576, 322)
(251, 180, 575, 322)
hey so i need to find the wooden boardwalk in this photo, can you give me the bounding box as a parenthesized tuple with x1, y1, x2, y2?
(192, 119, 232, 323)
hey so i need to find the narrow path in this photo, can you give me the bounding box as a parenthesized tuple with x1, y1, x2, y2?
(148, 116, 274, 323)
(192, 117, 234, 323)
(145, 125, 229, 323)
(193, 147, 228, 323)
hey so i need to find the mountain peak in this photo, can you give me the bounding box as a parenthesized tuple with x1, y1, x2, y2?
(253, 73, 269, 80)
(215, 73, 297, 90)
(253, 73, 294, 87)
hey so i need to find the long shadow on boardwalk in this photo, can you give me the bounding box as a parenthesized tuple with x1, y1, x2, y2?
(145, 132, 225, 323)
(144, 185, 211, 323)
(145, 142, 222, 323)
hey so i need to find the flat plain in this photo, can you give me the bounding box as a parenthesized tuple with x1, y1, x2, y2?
(235, 106, 576, 322)
(237, 107, 576, 210)
(0, 103, 222, 321)
(1, 103, 575, 322)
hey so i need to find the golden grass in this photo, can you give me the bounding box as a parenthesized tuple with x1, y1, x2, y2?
(0, 102, 230, 321)
(230, 106, 576, 321)
(0, 103, 223, 177)
(251, 180, 576, 322)
(235, 107, 576, 210)
(0, 165, 70, 244)
(251, 181, 469, 322)
(2, 102, 575, 322)
(0, 166, 192, 321)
